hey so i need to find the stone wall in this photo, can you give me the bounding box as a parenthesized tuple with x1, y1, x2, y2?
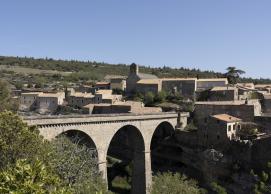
(161, 80, 196, 99)
(194, 102, 261, 126)
(209, 89, 238, 101)
(196, 80, 227, 91)
(254, 115, 271, 131)
(262, 98, 271, 113)
(251, 136, 271, 170)
(136, 83, 160, 94)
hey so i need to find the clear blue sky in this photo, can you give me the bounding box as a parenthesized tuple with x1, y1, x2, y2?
(1, 0, 271, 78)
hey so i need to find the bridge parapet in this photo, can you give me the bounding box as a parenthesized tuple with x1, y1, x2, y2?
(23, 112, 189, 127)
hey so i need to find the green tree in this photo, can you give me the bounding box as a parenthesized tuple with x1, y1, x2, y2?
(0, 159, 71, 194)
(144, 92, 155, 106)
(0, 80, 18, 112)
(210, 182, 227, 194)
(48, 136, 109, 194)
(0, 111, 47, 169)
(150, 172, 201, 194)
(225, 67, 245, 84)
(154, 91, 167, 103)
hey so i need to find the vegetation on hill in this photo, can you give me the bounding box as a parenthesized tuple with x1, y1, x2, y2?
(1, 56, 271, 85)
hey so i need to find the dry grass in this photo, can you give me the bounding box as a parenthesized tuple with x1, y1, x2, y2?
(0, 65, 71, 76)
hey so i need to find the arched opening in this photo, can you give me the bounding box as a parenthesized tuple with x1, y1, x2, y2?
(58, 130, 98, 160)
(107, 125, 145, 194)
(61, 130, 97, 149)
(151, 122, 182, 173)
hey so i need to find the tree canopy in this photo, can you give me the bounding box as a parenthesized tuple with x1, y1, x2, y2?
(150, 172, 202, 194)
(0, 111, 109, 194)
(0, 80, 18, 112)
(225, 66, 245, 84)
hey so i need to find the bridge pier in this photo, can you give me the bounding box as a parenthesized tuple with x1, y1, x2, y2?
(98, 161, 108, 183)
(131, 150, 152, 194)
(145, 150, 152, 194)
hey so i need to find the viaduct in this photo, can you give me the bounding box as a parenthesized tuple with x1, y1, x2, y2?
(23, 112, 189, 194)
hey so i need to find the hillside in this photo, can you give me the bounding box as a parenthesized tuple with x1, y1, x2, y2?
(0, 56, 271, 84)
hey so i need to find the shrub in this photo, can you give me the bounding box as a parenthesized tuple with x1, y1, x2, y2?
(150, 172, 201, 194)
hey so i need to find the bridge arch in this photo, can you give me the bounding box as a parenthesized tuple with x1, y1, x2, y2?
(59, 129, 98, 150)
(106, 125, 146, 194)
(150, 121, 175, 174)
(150, 121, 175, 150)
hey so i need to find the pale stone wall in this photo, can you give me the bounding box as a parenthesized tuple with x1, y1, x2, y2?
(110, 79, 126, 91)
(19, 93, 40, 111)
(196, 80, 227, 91)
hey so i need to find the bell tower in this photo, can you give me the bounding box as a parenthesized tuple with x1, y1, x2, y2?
(130, 63, 139, 75)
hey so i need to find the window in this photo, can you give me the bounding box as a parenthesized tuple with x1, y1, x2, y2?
(228, 125, 231, 131)
(238, 125, 241, 130)
(233, 124, 236, 131)
(217, 120, 220, 124)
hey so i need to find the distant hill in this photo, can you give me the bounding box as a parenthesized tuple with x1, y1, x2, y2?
(0, 56, 271, 84)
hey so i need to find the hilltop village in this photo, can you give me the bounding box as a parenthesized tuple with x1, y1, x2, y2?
(3, 62, 271, 193)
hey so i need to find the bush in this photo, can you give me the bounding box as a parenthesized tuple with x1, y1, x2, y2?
(144, 92, 155, 106)
(154, 91, 167, 103)
(0, 80, 18, 112)
(150, 172, 201, 194)
(210, 182, 227, 194)
(0, 159, 72, 194)
(0, 111, 47, 169)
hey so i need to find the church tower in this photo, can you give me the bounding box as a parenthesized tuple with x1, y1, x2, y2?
(130, 63, 139, 75)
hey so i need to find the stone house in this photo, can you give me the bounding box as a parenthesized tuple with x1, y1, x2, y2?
(94, 90, 122, 104)
(67, 92, 94, 108)
(200, 114, 241, 148)
(196, 78, 228, 91)
(20, 92, 42, 111)
(78, 85, 96, 94)
(235, 84, 259, 100)
(136, 79, 162, 94)
(255, 84, 271, 93)
(208, 86, 238, 101)
(36, 92, 65, 113)
(236, 83, 255, 90)
(20, 92, 65, 113)
(194, 100, 262, 126)
(110, 78, 127, 91)
(94, 82, 111, 90)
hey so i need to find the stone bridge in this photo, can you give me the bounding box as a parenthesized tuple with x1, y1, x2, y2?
(23, 112, 189, 194)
